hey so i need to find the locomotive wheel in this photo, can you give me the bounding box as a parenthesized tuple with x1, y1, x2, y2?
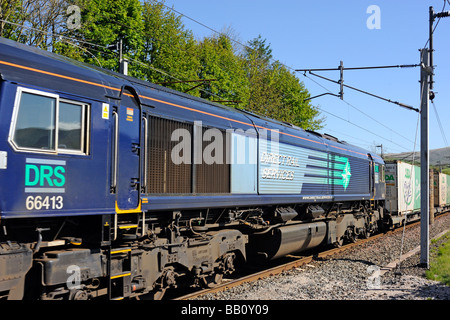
(347, 226, 356, 243)
(150, 267, 178, 300)
(349, 233, 356, 243)
(73, 290, 89, 300)
(153, 288, 167, 300)
(363, 224, 371, 239)
(201, 273, 223, 288)
(334, 237, 344, 248)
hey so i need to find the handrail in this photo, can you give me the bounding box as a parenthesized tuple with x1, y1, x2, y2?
(111, 110, 119, 192)
(143, 116, 148, 192)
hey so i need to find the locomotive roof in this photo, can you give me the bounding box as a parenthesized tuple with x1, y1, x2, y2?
(0, 37, 383, 163)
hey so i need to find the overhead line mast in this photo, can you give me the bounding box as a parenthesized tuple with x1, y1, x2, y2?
(420, 5, 450, 268)
(296, 63, 419, 112)
(296, 4, 450, 269)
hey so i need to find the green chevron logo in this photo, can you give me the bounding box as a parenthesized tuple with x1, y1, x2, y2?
(301, 155, 352, 190)
(330, 156, 351, 190)
(341, 158, 352, 190)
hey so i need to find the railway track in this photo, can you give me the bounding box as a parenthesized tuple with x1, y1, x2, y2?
(174, 211, 450, 300)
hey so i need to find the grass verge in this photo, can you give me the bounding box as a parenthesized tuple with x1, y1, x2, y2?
(425, 231, 450, 286)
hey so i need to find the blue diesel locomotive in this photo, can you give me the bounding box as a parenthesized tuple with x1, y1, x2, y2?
(0, 37, 386, 299)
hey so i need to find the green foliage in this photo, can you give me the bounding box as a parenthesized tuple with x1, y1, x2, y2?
(197, 34, 249, 105)
(1, 0, 323, 130)
(0, 0, 69, 49)
(71, 0, 144, 72)
(426, 232, 450, 286)
(0, 0, 25, 40)
(139, 1, 200, 92)
(244, 40, 281, 118)
(244, 35, 323, 130)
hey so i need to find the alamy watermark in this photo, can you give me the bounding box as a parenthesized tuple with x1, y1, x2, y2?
(67, 5, 81, 30)
(366, 5, 381, 30)
(170, 121, 279, 166)
(66, 264, 82, 289)
(366, 265, 381, 289)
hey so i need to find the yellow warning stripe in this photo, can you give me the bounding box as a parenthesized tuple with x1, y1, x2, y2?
(111, 272, 131, 279)
(111, 248, 131, 255)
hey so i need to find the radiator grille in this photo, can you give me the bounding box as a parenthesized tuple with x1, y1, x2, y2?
(195, 127, 230, 193)
(146, 116, 230, 194)
(147, 116, 192, 194)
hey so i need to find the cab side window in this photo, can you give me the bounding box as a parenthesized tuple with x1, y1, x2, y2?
(13, 91, 57, 150)
(10, 87, 90, 154)
(58, 100, 89, 154)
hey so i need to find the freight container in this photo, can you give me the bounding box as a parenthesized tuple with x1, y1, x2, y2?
(434, 172, 450, 210)
(385, 161, 420, 225)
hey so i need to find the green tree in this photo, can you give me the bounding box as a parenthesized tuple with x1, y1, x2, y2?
(68, 0, 144, 75)
(0, 0, 25, 40)
(0, 0, 69, 50)
(244, 35, 323, 130)
(0, 1, 322, 130)
(139, 0, 200, 93)
(197, 34, 249, 105)
(271, 62, 323, 130)
(246, 35, 272, 64)
(244, 35, 281, 117)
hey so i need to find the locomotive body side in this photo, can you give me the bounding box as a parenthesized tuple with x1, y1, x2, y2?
(0, 37, 387, 300)
(0, 82, 115, 219)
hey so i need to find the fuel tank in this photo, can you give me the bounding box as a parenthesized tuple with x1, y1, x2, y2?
(248, 222, 327, 260)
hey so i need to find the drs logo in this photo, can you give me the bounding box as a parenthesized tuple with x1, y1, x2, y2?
(25, 158, 66, 192)
(24, 158, 66, 211)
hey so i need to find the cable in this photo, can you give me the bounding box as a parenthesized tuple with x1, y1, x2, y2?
(303, 73, 416, 151)
(125, 55, 231, 102)
(325, 128, 383, 149)
(396, 112, 420, 276)
(0, 18, 108, 51)
(60, 38, 103, 68)
(317, 107, 410, 152)
(153, 0, 298, 72)
(423, 0, 447, 49)
(0, 17, 240, 104)
(305, 70, 419, 113)
(81, 4, 250, 96)
(431, 101, 449, 147)
(1, 19, 413, 153)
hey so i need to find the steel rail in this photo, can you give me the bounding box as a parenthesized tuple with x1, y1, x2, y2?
(175, 211, 449, 300)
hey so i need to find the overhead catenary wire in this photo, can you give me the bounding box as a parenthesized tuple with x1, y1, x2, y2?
(324, 128, 406, 154)
(159, 1, 449, 155)
(303, 73, 415, 152)
(153, 0, 299, 72)
(0, 17, 240, 105)
(431, 100, 449, 148)
(1, 16, 411, 155)
(303, 73, 417, 145)
(151, 1, 430, 156)
(301, 69, 419, 113)
(0, 18, 107, 51)
(317, 107, 411, 152)
(3, 3, 447, 156)
(423, 0, 447, 49)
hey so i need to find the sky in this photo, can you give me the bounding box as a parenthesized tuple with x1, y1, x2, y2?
(161, 0, 450, 155)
